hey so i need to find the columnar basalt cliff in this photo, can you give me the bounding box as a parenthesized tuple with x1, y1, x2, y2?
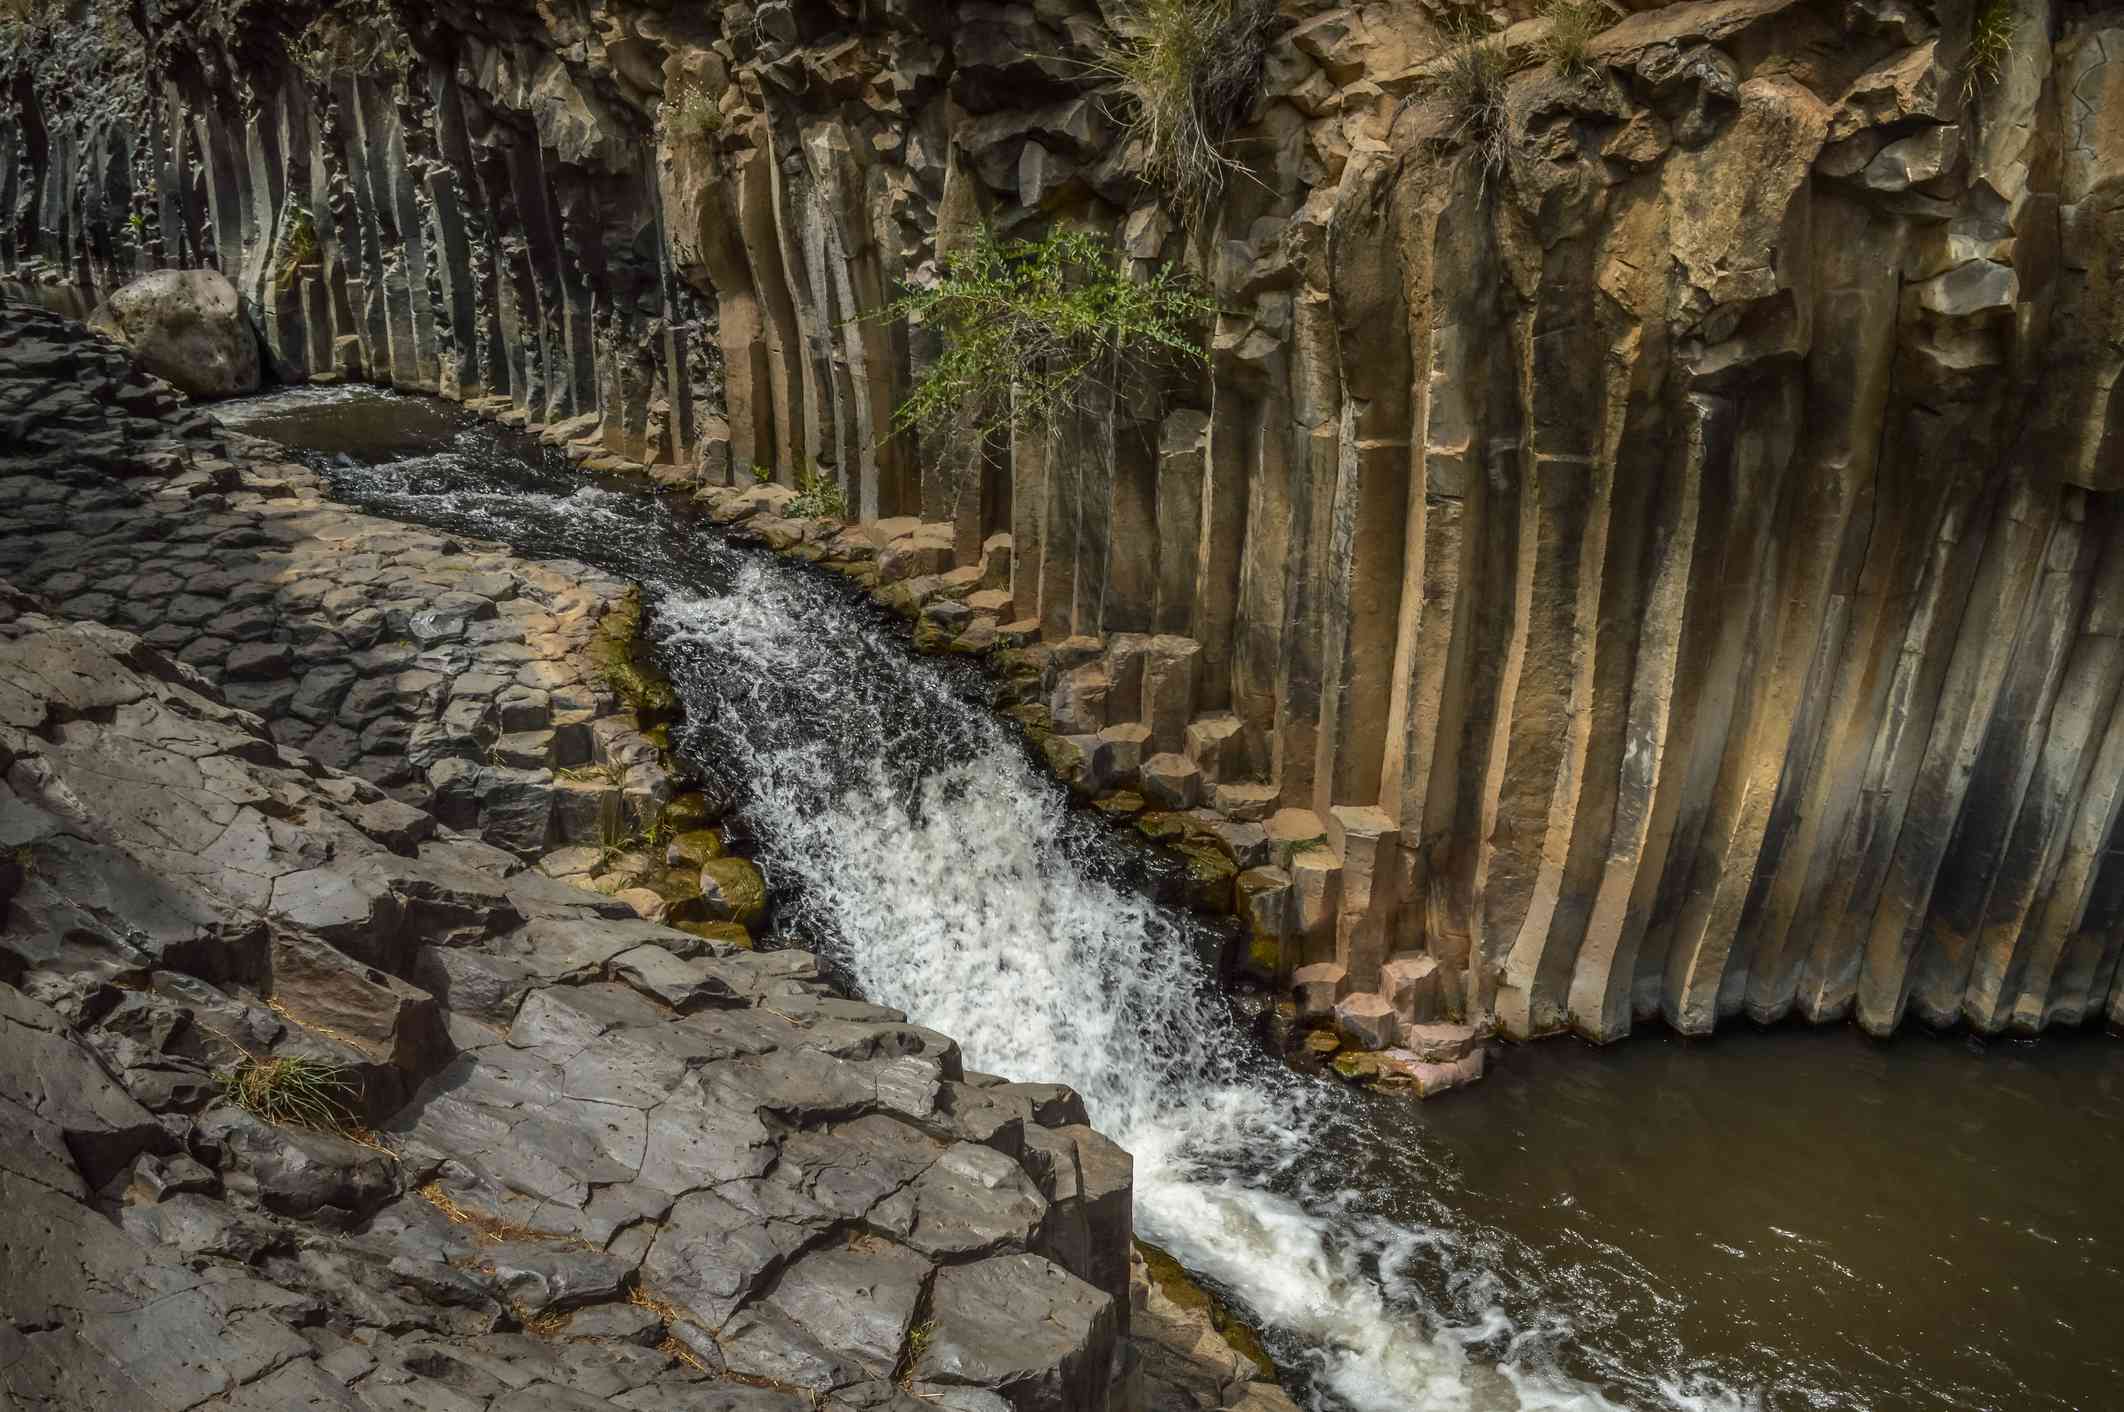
(7, 0, 2124, 1048)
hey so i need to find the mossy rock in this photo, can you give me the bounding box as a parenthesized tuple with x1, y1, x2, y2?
(1331, 1050, 1386, 1082)
(662, 792, 719, 831)
(589, 589, 680, 724)
(1303, 1029, 1341, 1057)
(1039, 733, 1088, 786)
(1001, 702, 1054, 735)
(1135, 810, 1190, 844)
(1176, 840, 1236, 914)
(912, 619, 955, 654)
(644, 722, 673, 752)
(697, 856, 767, 930)
(1243, 931, 1285, 982)
(877, 582, 920, 619)
(666, 828, 725, 869)
(1135, 1241, 1277, 1382)
(673, 919, 754, 950)
(638, 869, 702, 904)
(1092, 790, 1144, 819)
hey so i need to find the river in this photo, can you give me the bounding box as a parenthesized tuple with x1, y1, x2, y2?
(215, 384, 2124, 1412)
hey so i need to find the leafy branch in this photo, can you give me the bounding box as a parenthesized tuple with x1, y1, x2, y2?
(886, 225, 1215, 451)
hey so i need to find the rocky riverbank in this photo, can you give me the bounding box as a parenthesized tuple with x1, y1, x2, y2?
(0, 298, 1294, 1410)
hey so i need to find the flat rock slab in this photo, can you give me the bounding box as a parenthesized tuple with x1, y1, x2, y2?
(0, 600, 1132, 1411)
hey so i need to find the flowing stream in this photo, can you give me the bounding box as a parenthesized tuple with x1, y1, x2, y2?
(218, 385, 2124, 1412)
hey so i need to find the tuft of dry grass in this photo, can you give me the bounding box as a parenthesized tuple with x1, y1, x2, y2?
(658, 1334, 709, 1372)
(1098, 0, 1280, 216)
(216, 1052, 359, 1132)
(418, 1181, 559, 1243)
(1427, 24, 1520, 188)
(1537, 0, 1616, 78)
(515, 1305, 571, 1337)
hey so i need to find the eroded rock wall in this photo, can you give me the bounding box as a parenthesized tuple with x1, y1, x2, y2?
(7, 0, 2124, 1045)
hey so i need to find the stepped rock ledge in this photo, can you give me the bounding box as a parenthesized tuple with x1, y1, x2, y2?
(0, 297, 1291, 1409)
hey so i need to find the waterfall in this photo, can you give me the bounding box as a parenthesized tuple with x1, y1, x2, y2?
(246, 388, 1762, 1412)
(651, 565, 1734, 1412)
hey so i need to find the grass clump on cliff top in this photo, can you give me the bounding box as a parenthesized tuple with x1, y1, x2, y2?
(1098, 0, 1279, 216)
(887, 224, 1214, 448)
(1427, 24, 1519, 188)
(1536, 0, 1617, 78)
(290, 0, 414, 83)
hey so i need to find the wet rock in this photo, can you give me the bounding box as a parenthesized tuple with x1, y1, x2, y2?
(697, 856, 768, 929)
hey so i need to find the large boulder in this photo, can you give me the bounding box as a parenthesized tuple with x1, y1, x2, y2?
(90, 270, 260, 398)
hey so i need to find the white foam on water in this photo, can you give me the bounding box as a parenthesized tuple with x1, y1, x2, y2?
(650, 566, 1762, 1412)
(209, 381, 376, 426)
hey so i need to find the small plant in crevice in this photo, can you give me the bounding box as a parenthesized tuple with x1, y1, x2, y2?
(660, 75, 722, 143)
(749, 461, 775, 485)
(216, 1052, 359, 1133)
(1536, 0, 1617, 79)
(895, 1318, 937, 1391)
(1427, 23, 1521, 189)
(786, 463, 849, 520)
(1098, 0, 1280, 217)
(1962, 0, 2016, 102)
(289, 0, 415, 83)
(885, 224, 1215, 452)
(276, 205, 319, 293)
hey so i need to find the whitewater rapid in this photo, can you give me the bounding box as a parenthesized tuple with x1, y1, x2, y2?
(247, 396, 1760, 1412)
(650, 565, 1739, 1412)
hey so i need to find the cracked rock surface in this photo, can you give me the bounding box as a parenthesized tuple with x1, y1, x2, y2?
(0, 300, 1154, 1410)
(0, 548, 1137, 1412)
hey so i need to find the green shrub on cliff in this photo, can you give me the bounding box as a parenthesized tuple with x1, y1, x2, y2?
(1100, 0, 1279, 215)
(886, 224, 1214, 448)
(787, 464, 849, 520)
(662, 77, 722, 143)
